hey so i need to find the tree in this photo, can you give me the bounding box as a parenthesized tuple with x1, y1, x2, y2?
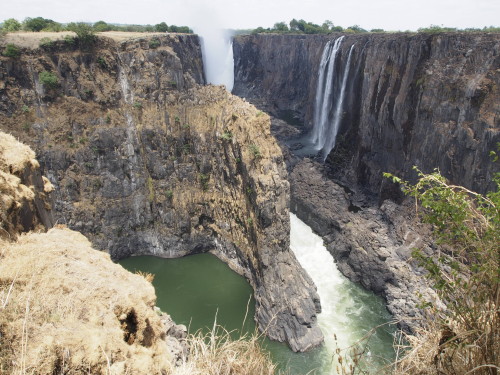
(23, 17, 57, 32)
(3, 18, 21, 32)
(66, 22, 96, 48)
(155, 22, 168, 32)
(273, 22, 289, 32)
(386, 162, 499, 375)
(93, 21, 112, 32)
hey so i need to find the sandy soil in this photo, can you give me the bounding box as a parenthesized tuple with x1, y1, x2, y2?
(1, 31, 170, 48)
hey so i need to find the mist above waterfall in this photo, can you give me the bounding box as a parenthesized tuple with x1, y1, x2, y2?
(196, 26, 235, 91)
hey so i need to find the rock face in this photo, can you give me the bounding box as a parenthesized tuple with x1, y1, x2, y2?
(0, 34, 322, 352)
(233, 33, 500, 195)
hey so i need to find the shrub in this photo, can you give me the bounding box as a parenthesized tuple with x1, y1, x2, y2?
(249, 144, 261, 158)
(39, 37, 53, 48)
(2, 43, 20, 58)
(63, 35, 76, 45)
(38, 71, 58, 89)
(149, 38, 161, 49)
(66, 22, 96, 48)
(385, 163, 499, 375)
(3, 18, 21, 32)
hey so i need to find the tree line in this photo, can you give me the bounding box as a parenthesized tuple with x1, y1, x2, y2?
(0, 17, 193, 34)
(250, 19, 500, 34)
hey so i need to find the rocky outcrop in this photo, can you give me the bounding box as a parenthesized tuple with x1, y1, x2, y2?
(0, 131, 54, 239)
(234, 33, 500, 195)
(0, 34, 322, 352)
(0, 227, 188, 374)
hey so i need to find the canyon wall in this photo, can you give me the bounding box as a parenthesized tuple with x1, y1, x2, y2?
(233, 33, 500, 195)
(0, 34, 322, 352)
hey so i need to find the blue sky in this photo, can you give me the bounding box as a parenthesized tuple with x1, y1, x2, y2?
(3, 0, 499, 31)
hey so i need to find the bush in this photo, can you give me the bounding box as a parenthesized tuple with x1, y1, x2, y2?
(38, 71, 58, 88)
(23, 17, 59, 32)
(66, 22, 96, 48)
(149, 38, 161, 49)
(385, 163, 499, 375)
(3, 18, 21, 32)
(39, 37, 53, 49)
(2, 43, 20, 58)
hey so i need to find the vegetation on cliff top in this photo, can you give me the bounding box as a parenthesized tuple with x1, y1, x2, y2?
(0, 17, 193, 34)
(247, 19, 500, 34)
(384, 162, 499, 375)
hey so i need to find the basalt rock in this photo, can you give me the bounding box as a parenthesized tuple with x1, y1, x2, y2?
(0, 34, 322, 352)
(233, 33, 500, 195)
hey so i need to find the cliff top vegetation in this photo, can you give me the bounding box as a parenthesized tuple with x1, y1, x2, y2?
(247, 18, 500, 34)
(385, 162, 499, 375)
(0, 17, 193, 35)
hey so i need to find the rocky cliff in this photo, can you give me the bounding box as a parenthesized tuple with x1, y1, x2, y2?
(0, 34, 322, 352)
(233, 33, 500, 195)
(233, 32, 499, 332)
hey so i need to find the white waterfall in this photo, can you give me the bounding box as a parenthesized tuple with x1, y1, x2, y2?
(290, 213, 394, 374)
(310, 38, 354, 161)
(321, 45, 355, 161)
(310, 37, 344, 148)
(197, 27, 234, 91)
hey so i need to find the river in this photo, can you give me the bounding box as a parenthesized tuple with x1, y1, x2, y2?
(119, 214, 395, 374)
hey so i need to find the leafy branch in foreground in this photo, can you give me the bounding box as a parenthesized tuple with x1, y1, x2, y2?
(384, 165, 499, 375)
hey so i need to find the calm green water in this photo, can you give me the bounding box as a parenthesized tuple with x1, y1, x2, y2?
(119, 215, 395, 374)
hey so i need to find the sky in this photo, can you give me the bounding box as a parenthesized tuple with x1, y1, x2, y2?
(2, 0, 499, 31)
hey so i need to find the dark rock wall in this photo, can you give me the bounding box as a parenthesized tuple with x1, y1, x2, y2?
(233, 33, 500, 195)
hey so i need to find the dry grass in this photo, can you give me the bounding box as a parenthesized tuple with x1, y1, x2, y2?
(0, 31, 167, 48)
(0, 227, 281, 375)
(173, 326, 279, 375)
(0, 228, 174, 374)
(0, 132, 40, 240)
(393, 313, 499, 375)
(1, 32, 76, 48)
(0, 132, 36, 173)
(97, 31, 165, 41)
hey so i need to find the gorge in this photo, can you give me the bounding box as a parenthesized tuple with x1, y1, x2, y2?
(0, 29, 499, 374)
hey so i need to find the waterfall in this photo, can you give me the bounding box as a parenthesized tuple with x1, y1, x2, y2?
(197, 27, 234, 91)
(290, 213, 395, 374)
(310, 38, 354, 161)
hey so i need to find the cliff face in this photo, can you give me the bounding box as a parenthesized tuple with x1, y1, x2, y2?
(0, 34, 322, 352)
(233, 33, 500, 195)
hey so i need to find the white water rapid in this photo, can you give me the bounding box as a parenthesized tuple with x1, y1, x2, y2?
(310, 38, 354, 161)
(289, 213, 395, 374)
(197, 27, 234, 91)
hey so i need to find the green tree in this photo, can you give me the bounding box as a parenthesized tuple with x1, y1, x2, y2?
(66, 22, 96, 48)
(23, 17, 57, 32)
(93, 20, 112, 32)
(155, 22, 168, 32)
(38, 71, 59, 88)
(3, 18, 21, 32)
(273, 22, 289, 32)
(2, 43, 20, 58)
